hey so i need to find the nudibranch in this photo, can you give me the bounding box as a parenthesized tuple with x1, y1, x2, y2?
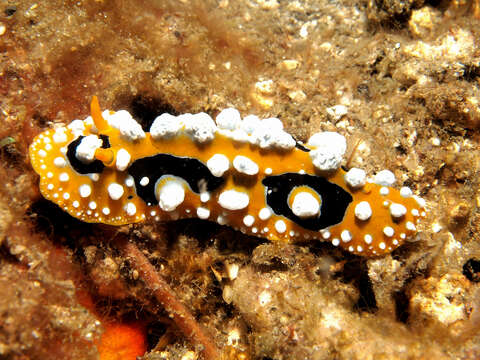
(29, 97, 426, 256)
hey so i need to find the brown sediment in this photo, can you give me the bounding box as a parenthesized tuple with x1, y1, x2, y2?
(115, 233, 220, 360)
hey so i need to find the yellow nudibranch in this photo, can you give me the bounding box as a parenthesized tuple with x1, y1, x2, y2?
(29, 97, 426, 257)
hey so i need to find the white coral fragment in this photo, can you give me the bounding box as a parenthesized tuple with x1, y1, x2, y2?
(326, 105, 348, 121)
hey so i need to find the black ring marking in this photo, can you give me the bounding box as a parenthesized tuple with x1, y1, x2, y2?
(262, 173, 353, 231)
(128, 154, 225, 206)
(66, 135, 110, 175)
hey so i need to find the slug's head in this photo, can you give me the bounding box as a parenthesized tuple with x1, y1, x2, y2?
(29, 96, 148, 225)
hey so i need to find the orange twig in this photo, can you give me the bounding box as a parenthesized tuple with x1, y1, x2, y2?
(115, 235, 220, 360)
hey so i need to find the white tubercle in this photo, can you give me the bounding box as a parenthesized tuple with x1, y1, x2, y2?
(250, 117, 295, 150)
(390, 203, 407, 218)
(374, 170, 396, 186)
(355, 201, 372, 221)
(124, 202, 137, 216)
(108, 183, 124, 200)
(344, 168, 366, 188)
(241, 115, 261, 135)
(150, 113, 182, 140)
(207, 154, 230, 177)
(75, 135, 102, 163)
(54, 157, 67, 168)
(53, 127, 68, 143)
(341, 230, 352, 242)
(275, 220, 287, 233)
(107, 110, 146, 142)
(383, 226, 394, 237)
(218, 190, 249, 210)
(116, 148, 131, 171)
(262, 117, 284, 130)
(400, 186, 413, 198)
(291, 192, 320, 218)
(307, 132, 346, 172)
(68, 120, 86, 137)
(233, 155, 259, 175)
(216, 108, 242, 131)
(183, 112, 217, 143)
(197, 207, 210, 219)
(243, 215, 255, 227)
(259, 207, 272, 220)
(231, 129, 249, 143)
(79, 184, 92, 198)
(156, 179, 185, 212)
(413, 195, 426, 208)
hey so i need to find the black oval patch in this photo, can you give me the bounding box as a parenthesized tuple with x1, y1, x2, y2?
(262, 173, 353, 231)
(66, 135, 110, 175)
(128, 154, 225, 206)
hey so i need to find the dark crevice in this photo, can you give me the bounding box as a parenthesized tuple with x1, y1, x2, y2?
(0, 140, 23, 168)
(146, 321, 168, 351)
(32, 112, 50, 128)
(393, 289, 410, 323)
(461, 64, 480, 82)
(128, 95, 179, 132)
(28, 199, 96, 248)
(354, 272, 377, 312)
(357, 83, 371, 100)
(171, 218, 220, 245)
(0, 241, 22, 265)
(463, 258, 480, 282)
(5, 5, 16, 17)
(334, 259, 378, 313)
(253, 254, 291, 272)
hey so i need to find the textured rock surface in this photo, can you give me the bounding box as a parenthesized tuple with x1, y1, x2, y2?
(1, 0, 480, 359)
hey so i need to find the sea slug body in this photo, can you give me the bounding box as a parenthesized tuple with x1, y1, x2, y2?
(29, 97, 427, 257)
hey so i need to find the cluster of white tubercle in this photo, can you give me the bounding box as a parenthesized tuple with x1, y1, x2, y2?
(75, 107, 348, 174)
(151, 108, 296, 150)
(29, 104, 427, 257)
